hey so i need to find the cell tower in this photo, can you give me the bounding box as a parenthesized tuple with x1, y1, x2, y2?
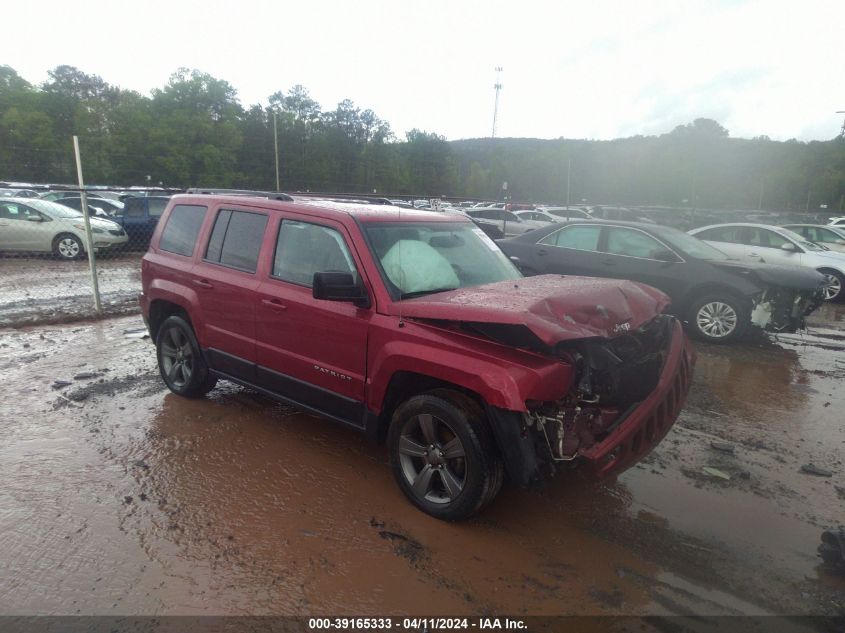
(492, 67, 503, 138)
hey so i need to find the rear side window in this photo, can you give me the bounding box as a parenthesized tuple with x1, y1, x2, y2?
(159, 204, 207, 257)
(204, 209, 268, 273)
(273, 220, 357, 286)
(540, 225, 601, 251)
(696, 226, 744, 244)
(148, 198, 169, 217)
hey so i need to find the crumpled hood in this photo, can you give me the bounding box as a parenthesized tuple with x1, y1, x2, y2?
(712, 260, 825, 290)
(389, 275, 670, 346)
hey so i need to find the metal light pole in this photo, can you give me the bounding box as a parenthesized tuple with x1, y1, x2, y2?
(273, 111, 280, 191)
(72, 136, 102, 315)
(492, 67, 503, 138)
(566, 158, 571, 209)
(837, 111, 845, 137)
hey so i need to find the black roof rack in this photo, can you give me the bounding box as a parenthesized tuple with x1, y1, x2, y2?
(286, 191, 394, 205)
(185, 187, 295, 202)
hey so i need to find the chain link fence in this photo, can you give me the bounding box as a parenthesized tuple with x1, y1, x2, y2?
(0, 189, 173, 327)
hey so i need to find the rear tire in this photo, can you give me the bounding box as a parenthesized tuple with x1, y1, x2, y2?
(687, 293, 748, 343)
(388, 391, 503, 521)
(156, 316, 217, 397)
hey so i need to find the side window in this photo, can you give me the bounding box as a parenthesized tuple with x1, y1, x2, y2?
(749, 229, 787, 248)
(124, 198, 144, 218)
(0, 203, 22, 219)
(204, 209, 268, 273)
(539, 225, 601, 251)
(273, 220, 357, 287)
(604, 228, 666, 259)
(159, 204, 208, 257)
(698, 226, 743, 243)
(148, 198, 168, 217)
(808, 227, 837, 244)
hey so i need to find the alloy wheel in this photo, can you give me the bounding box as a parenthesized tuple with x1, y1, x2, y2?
(57, 237, 80, 259)
(397, 413, 467, 504)
(822, 274, 842, 301)
(696, 301, 738, 339)
(159, 326, 194, 388)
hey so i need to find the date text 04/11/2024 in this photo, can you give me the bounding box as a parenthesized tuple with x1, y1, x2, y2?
(307, 617, 527, 630)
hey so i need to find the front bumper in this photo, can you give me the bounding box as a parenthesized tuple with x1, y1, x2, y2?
(579, 319, 695, 477)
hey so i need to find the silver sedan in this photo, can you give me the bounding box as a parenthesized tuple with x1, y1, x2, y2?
(0, 198, 127, 260)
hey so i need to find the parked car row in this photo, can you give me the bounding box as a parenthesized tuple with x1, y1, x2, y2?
(498, 220, 827, 343)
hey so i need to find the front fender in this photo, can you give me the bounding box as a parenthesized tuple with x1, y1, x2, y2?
(366, 320, 574, 413)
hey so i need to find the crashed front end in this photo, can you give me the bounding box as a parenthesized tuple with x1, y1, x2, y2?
(395, 275, 696, 484)
(750, 284, 825, 333)
(523, 314, 694, 478)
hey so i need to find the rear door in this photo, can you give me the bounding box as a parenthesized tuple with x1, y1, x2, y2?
(532, 223, 605, 276)
(254, 215, 370, 426)
(191, 206, 269, 380)
(693, 226, 748, 259)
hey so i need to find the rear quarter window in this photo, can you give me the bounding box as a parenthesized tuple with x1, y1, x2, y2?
(159, 204, 208, 257)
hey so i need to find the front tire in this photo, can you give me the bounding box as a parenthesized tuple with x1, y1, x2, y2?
(53, 233, 83, 260)
(388, 392, 503, 521)
(156, 316, 217, 397)
(818, 269, 844, 303)
(687, 293, 748, 343)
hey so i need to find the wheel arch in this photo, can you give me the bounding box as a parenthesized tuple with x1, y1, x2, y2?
(148, 298, 192, 343)
(371, 371, 486, 444)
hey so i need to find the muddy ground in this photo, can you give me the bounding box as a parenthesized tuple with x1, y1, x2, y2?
(0, 254, 142, 327)
(0, 303, 843, 618)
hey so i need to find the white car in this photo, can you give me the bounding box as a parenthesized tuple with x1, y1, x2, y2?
(688, 223, 845, 302)
(0, 198, 127, 260)
(827, 216, 845, 228)
(782, 224, 845, 254)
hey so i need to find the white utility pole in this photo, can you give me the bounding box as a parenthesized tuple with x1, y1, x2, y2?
(72, 136, 102, 315)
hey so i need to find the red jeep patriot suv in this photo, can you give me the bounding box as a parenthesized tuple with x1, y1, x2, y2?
(140, 194, 695, 520)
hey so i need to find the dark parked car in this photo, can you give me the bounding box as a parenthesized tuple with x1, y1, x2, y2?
(140, 195, 694, 519)
(112, 196, 171, 246)
(498, 220, 825, 343)
(465, 208, 544, 236)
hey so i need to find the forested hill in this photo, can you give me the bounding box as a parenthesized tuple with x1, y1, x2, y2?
(2, 64, 843, 211)
(448, 130, 845, 211)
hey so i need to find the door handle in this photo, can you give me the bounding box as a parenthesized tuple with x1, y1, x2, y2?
(748, 252, 760, 257)
(537, 249, 547, 256)
(600, 259, 616, 266)
(261, 298, 287, 311)
(192, 279, 213, 289)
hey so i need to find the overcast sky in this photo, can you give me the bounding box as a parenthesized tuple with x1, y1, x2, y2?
(4, 0, 844, 141)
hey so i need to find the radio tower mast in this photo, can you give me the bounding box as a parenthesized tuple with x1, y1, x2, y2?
(838, 111, 845, 137)
(492, 67, 503, 138)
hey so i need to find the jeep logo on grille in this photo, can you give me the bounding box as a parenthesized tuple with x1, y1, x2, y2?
(612, 322, 632, 333)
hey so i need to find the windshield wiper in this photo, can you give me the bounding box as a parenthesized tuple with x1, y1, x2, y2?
(399, 287, 459, 300)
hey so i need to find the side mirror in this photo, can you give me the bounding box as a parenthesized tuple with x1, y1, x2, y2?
(780, 242, 797, 252)
(313, 271, 370, 308)
(509, 255, 521, 265)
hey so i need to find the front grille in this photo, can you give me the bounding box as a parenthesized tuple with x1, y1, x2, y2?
(108, 229, 125, 236)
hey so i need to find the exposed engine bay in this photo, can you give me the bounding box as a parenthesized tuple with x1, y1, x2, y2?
(750, 285, 825, 332)
(526, 315, 673, 464)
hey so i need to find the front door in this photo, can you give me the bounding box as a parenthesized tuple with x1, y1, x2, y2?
(254, 216, 370, 426)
